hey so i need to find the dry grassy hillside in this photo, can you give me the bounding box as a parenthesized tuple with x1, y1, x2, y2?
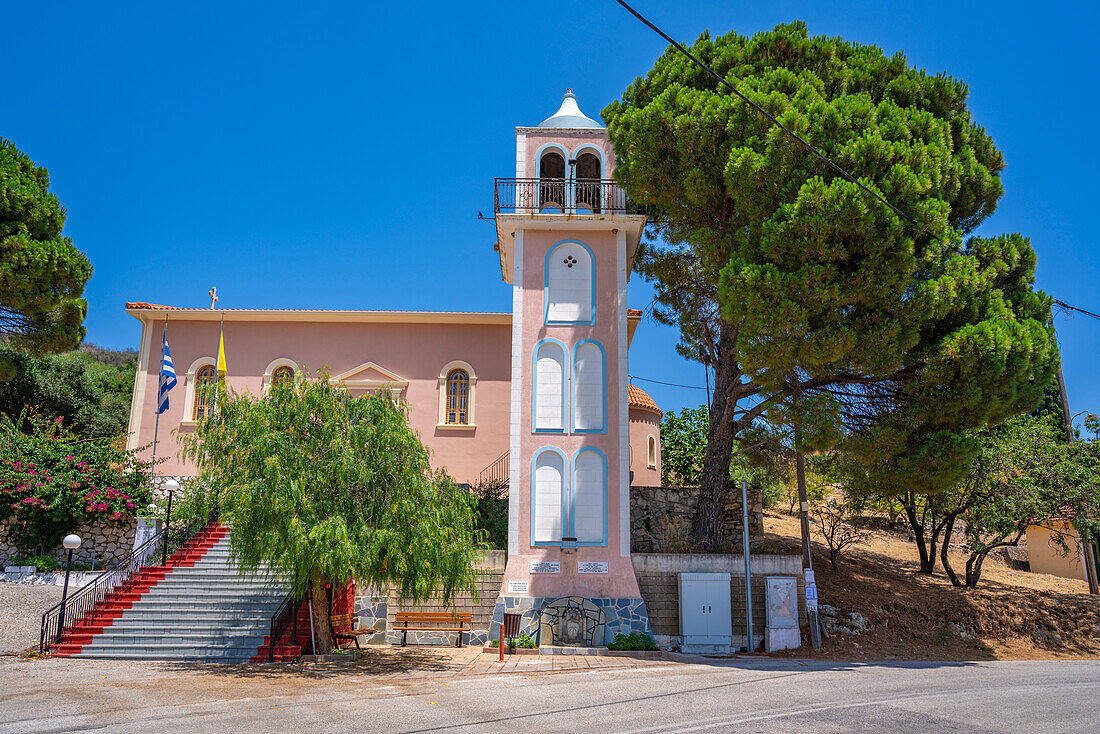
(763, 511, 1100, 660)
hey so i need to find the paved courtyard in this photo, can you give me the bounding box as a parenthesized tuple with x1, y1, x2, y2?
(1, 649, 1099, 733)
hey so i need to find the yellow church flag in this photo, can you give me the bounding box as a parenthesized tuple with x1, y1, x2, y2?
(216, 325, 227, 377)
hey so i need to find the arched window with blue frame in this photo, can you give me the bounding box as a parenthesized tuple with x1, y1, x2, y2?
(571, 339, 606, 433)
(531, 448, 567, 545)
(571, 448, 607, 546)
(545, 241, 594, 324)
(533, 339, 567, 432)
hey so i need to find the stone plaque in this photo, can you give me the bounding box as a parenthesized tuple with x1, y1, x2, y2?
(577, 561, 609, 574)
(507, 580, 529, 594)
(530, 561, 561, 574)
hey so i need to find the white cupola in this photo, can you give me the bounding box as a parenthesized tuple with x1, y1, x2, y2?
(537, 89, 603, 129)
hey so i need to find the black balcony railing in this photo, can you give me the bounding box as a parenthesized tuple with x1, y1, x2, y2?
(494, 178, 642, 215)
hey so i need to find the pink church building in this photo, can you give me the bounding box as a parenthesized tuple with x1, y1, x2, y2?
(125, 91, 664, 645)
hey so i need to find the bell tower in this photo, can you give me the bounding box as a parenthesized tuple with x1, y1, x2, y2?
(491, 91, 651, 646)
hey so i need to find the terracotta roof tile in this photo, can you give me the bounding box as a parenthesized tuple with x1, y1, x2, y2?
(124, 303, 508, 315)
(628, 384, 662, 414)
(125, 302, 185, 310)
(627, 308, 643, 317)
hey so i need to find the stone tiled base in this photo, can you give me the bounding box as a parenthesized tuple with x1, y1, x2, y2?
(353, 594, 490, 648)
(492, 596, 652, 646)
(539, 645, 609, 656)
(353, 596, 389, 645)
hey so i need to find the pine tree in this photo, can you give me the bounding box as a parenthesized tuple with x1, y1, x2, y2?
(603, 23, 1057, 549)
(0, 139, 91, 380)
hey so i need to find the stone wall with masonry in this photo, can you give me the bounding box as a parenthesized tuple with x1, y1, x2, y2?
(354, 550, 506, 647)
(631, 483, 764, 554)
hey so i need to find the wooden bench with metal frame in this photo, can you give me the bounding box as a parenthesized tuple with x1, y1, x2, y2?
(330, 612, 378, 650)
(392, 611, 472, 647)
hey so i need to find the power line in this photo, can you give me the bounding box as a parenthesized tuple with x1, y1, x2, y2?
(1055, 299, 1100, 321)
(630, 374, 708, 390)
(614, 0, 1100, 329)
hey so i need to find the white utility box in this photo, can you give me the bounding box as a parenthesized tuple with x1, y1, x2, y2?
(765, 576, 801, 652)
(678, 572, 732, 654)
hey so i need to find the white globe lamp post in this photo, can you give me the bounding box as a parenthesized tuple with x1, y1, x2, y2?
(57, 534, 82, 640)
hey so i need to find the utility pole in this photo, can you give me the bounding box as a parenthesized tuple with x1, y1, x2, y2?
(793, 409, 823, 649)
(1053, 329, 1099, 594)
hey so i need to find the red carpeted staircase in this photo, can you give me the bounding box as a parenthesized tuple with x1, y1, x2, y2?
(251, 603, 309, 662)
(51, 523, 233, 657)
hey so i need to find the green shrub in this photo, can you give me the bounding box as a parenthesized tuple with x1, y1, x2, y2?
(607, 632, 658, 651)
(0, 408, 150, 555)
(511, 633, 537, 649)
(12, 554, 58, 572)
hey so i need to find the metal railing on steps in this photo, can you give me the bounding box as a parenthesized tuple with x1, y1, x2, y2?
(40, 510, 220, 654)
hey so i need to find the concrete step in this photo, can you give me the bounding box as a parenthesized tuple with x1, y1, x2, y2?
(103, 621, 277, 633)
(104, 611, 275, 623)
(138, 583, 286, 593)
(72, 647, 258, 661)
(87, 632, 268, 646)
(123, 602, 282, 613)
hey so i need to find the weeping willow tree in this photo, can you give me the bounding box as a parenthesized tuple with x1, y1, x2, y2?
(179, 371, 483, 652)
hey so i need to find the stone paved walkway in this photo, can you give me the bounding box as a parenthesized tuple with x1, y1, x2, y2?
(291, 646, 685, 679)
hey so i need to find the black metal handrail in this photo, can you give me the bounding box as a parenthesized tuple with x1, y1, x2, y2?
(267, 590, 307, 662)
(494, 178, 643, 215)
(40, 511, 218, 653)
(479, 451, 509, 487)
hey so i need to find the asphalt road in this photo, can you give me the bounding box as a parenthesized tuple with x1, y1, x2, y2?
(2, 657, 1098, 733)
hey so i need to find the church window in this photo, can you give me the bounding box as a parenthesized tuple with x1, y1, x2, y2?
(571, 449, 607, 545)
(445, 369, 469, 425)
(533, 340, 567, 432)
(572, 340, 606, 432)
(545, 242, 593, 324)
(193, 365, 216, 419)
(532, 448, 566, 545)
(648, 435, 657, 469)
(436, 360, 477, 428)
(272, 365, 294, 388)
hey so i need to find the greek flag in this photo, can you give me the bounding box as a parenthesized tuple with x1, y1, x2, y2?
(157, 335, 177, 414)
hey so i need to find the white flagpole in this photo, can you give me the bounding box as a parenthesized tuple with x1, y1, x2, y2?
(149, 317, 168, 492)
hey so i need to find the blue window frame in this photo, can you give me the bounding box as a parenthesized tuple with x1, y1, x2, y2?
(570, 339, 607, 434)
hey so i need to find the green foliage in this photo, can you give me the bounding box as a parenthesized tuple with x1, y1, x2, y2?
(0, 409, 150, 555)
(11, 554, 59, 572)
(470, 480, 508, 550)
(510, 633, 537, 649)
(0, 344, 135, 438)
(603, 22, 1057, 548)
(661, 405, 790, 508)
(951, 415, 1100, 587)
(178, 372, 484, 651)
(660, 406, 709, 486)
(0, 139, 91, 381)
(607, 632, 659, 651)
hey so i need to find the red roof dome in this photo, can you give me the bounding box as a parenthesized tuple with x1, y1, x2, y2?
(628, 384, 661, 414)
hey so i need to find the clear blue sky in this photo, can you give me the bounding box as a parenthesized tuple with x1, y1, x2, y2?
(4, 1, 1098, 424)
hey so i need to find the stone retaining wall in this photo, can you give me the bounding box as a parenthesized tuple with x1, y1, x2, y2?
(0, 518, 136, 569)
(631, 484, 764, 553)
